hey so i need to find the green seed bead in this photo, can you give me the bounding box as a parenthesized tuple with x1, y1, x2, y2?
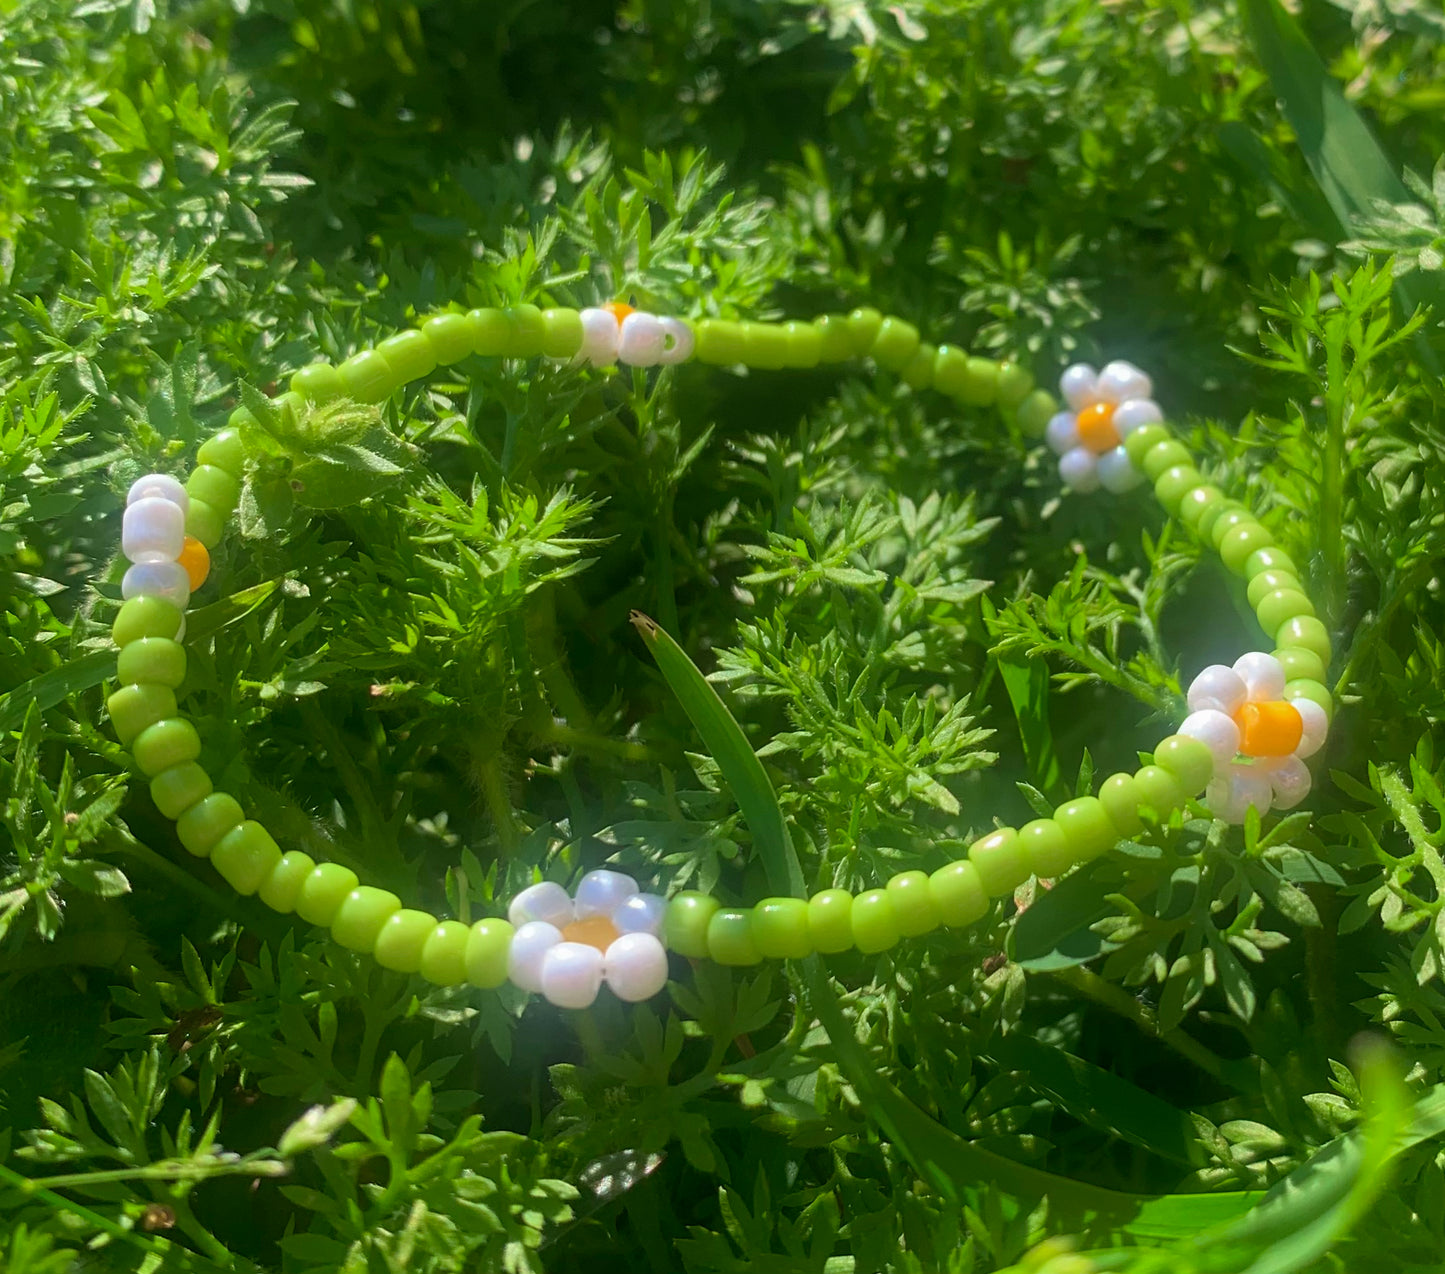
(1018, 818, 1074, 878)
(149, 762, 213, 820)
(273, 390, 306, 431)
(259, 851, 316, 914)
(1284, 678, 1334, 722)
(931, 345, 970, 397)
(1133, 765, 1186, 818)
(1054, 797, 1117, 860)
(1197, 498, 1240, 541)
(176, 792, 245, 858)
(107, 683, 178, 746)
(374, 909, 439, 972)
(850, 889, 901, 954)
(418, 920, 471, 985)
(1247, 569, 1303, 608)
(969, 828, 1028, 896)
(331, 886, 401, 952)
(707, 909, 763, 965)
(1209, 507, 1255, 552)
(740, 322, 790, 370)
(693, 319, 746, 365)
(377, 330, 437, 384)
(847, 307, 884, 355)
(187, 464, 241, 515)
(1274, 646, 1327, 685)
(1153, 735, 1215, 797)
(211, 821, 281, 896)
(196, 428, 246, 476)
(1098, 772, 1145, 836)
(131, 718, 201, 777)
(899, 341, 936, 389)
(117, 637, 187, 689)
(1123, 423, 1171, 467)
(814, 314, 854, 362)
(467, 307, 514, 356)
(1245, 546, 1298, 579)
(113, 596, 182, 647)
(295, 864, 360, 927)
(956, 357, 1000, 407)
(1220, 523, 1275, 575)
(465, 918, 514, 988)
(502, 304, 546, 357)
(1177, 484, 1225, 530)
(870, 316, 921, 371)
(995, 361, 1035, 410)
(751, 897, 812, 959)
(1154, 465, 1202, 514)
(1256, 588, 1315, 635)
(186, 498, 226, 549)
(540, 308, 584, 359)
(782, 320, 824, 369)
(1276, 616, 1332, 666)
(807, 889, 855, 954)
(1142, 439, 1193, 481)
(663, 891, 720, 958)
(227, 405, 260, 434)
(886, 870, 941, 937)
(1016, 388, 1058, 437)
(422, 312, 478, 365)
(290, 362, 344, 402)
(928, 861, 987, 927)
(337, 349, 401, 403)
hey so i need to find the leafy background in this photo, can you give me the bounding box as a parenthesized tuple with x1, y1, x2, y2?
(2, 0, 1445, 1270)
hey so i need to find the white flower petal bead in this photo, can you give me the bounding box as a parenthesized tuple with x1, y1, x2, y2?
(540, 941, 605, 1009)
(509, 881, 574, 929)
(1112, 398, 1163, 436)
(1096, 446, 1145, 493)
(618, 312, 667, 367)
(573, 869, 639, 920)
(1059, 363, 1098, 410)
(1293, 699, 1329, 759)
(1206, 768, 1273, 824)
(614, 892, 667, 936)
(122, 496, 186, 564)
(1045, 411, 1080, 456)
(122, 560, 191, 610)
(1179, 709, 1241, 769)
(1187, 664, 1248, 716)
(657, 317, 694, 365)
(576, 307, 620, 367)
(1095, 360, 1153, 404)
(508, 920, 563, 993)
(127, 473, 189, 514)
(1058, 446, 1100, 493)
(1264, 756, 1312, 810)
(604, 932, 669, 1002)
(1233, 652, 1286, 704)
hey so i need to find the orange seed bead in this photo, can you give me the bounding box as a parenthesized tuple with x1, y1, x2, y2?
(1234, 700, 1303, 758)
(562, 914, 620, 952)
(1076, 401, 1121, 453)
(177, 536, 210, 590)
(603, 301, 636, 324)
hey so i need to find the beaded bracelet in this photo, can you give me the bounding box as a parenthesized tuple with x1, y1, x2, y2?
(104, 300, 1334, 1010)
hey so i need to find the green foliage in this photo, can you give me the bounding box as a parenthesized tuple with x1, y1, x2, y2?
(4, 0, 1445, 1271)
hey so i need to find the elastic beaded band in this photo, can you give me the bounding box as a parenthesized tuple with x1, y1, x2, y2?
(106, 302, 1334, 1010)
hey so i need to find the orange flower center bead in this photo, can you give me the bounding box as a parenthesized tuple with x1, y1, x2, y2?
(1234, 701, 1303, 758)
(603, 301, 636, 325)
(562, 914, 620, 952)
(177, 535, 210, 590)
(1075, 401, 1121, 453)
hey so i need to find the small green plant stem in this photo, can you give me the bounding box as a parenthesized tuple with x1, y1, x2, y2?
(471, 747, 519, 855)
(535, 721, 665, 764)
(1316, 329, 1348, 627)
(119, 833, 234, 920)
(651, 499, 680, 637)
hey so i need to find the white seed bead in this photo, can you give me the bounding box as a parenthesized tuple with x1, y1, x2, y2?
(657, 317, 694, 365)
(1045, 411, 1080, 456)
(1265, 756, 1312, 809)
(122, 496, 186, 564)
(1206, 768, 1273, 824)
(1059, 363, 1098, 410)
(573, 869, 639, 921)
(618, 312, 667, 367)
(127, 473, 189, 514)
(1187, 664, 1248, 715)
(508, 881, 574, 929)
(507, 920, 563, 993)
(1178, 709, 1241, 769)
(604, 932, 669, 1002)
(614, 892, 667, 937)
(1112, 398, 1164, 436)
(1293, 699, 1329, 759)
(576, 307, 620, 367)
(1058, 446, 1100, 493)
(1233, 651, 1286, 704)
(540, 941, 604, 1009)
(1095, 360, 1153, 405)
(121, 560, 191, 610)
(1096, 446, 1145, 493)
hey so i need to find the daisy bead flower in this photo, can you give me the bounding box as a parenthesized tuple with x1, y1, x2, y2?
(1046, 360, 1163, 494)
(507, 870, 670, 1009)
(1179, 652, 1329, 824)
(575, 302, 694, 369)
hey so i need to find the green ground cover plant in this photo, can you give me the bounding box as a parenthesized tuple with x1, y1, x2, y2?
(3, 0, 1445, 1269)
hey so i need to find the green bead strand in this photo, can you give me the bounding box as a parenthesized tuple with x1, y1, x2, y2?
(377, 330, 436, 384)
(540, 309, 584, 359)
(419, 920, 472, 985)
(885, 870, 941, 937)
(1018, 818, 1074, 878)
(331, 886, 402, 952)
(847, 307, 884, 355)
(1274, 646, 1327, 685)
(1256, 588, 1315, 635)
(1245, 546, 1298, 579)
(850, 889, 901, 954)
(1220, 522, 1275, 575)
(186, 498, 226, 549)
(291, 362, 344, 402)
(1141, 439, 1192, 481)
(503, 305, 547, 357)
(1247, 569, 1303, 608)
(196, 428, 246, 475)
(374, 909, 440, 972)
(467, 308, 514, 356)
(995, 361, 1035, 410)
(1153, 735, 1214, 796)
(814, 314, 854, 362)
(663, 892, 720, 958)
(900, 341, 936, 389)
(175, 792, 244, 858)
(1154, 465, 1202, 514)
(465, 918, 514, 988)
(1016, 388, 1058, 437)
(1177, 484, 1225, 530)
(740, 321, 791, 370)
(149, 762, 213, 821)
(294, 864, 360, 927)
(131, 718, 201, 777)
(693, 319, 746, 365)
(1097, 772, 1145, 836)
(782, 320, 824, 369)
(113, 596, 182, 647)
(1123, 423, 1170, 467)
(707, 909, 763, 965)
(1053, 797, 1117, 861)
(107, 683, 178, 747)
(1284, 678, 1334, 722)
(870, 316, 921, 371)
(968, 828, 1029, 896)
(1277, 616, 1332, 666)
(807, 889, 855, 954)
(1133, 765, 1186, 818)
(1209, 507, 1254, 552)
(337, 349, 400, 403)
(422, 312, 478, 365)
(752, 898, 812, 959)
(210, 821, 282, 896)
(117, 637, 186, 689)
(259, 851, 316, 914)
(927, 861, 988, 927)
